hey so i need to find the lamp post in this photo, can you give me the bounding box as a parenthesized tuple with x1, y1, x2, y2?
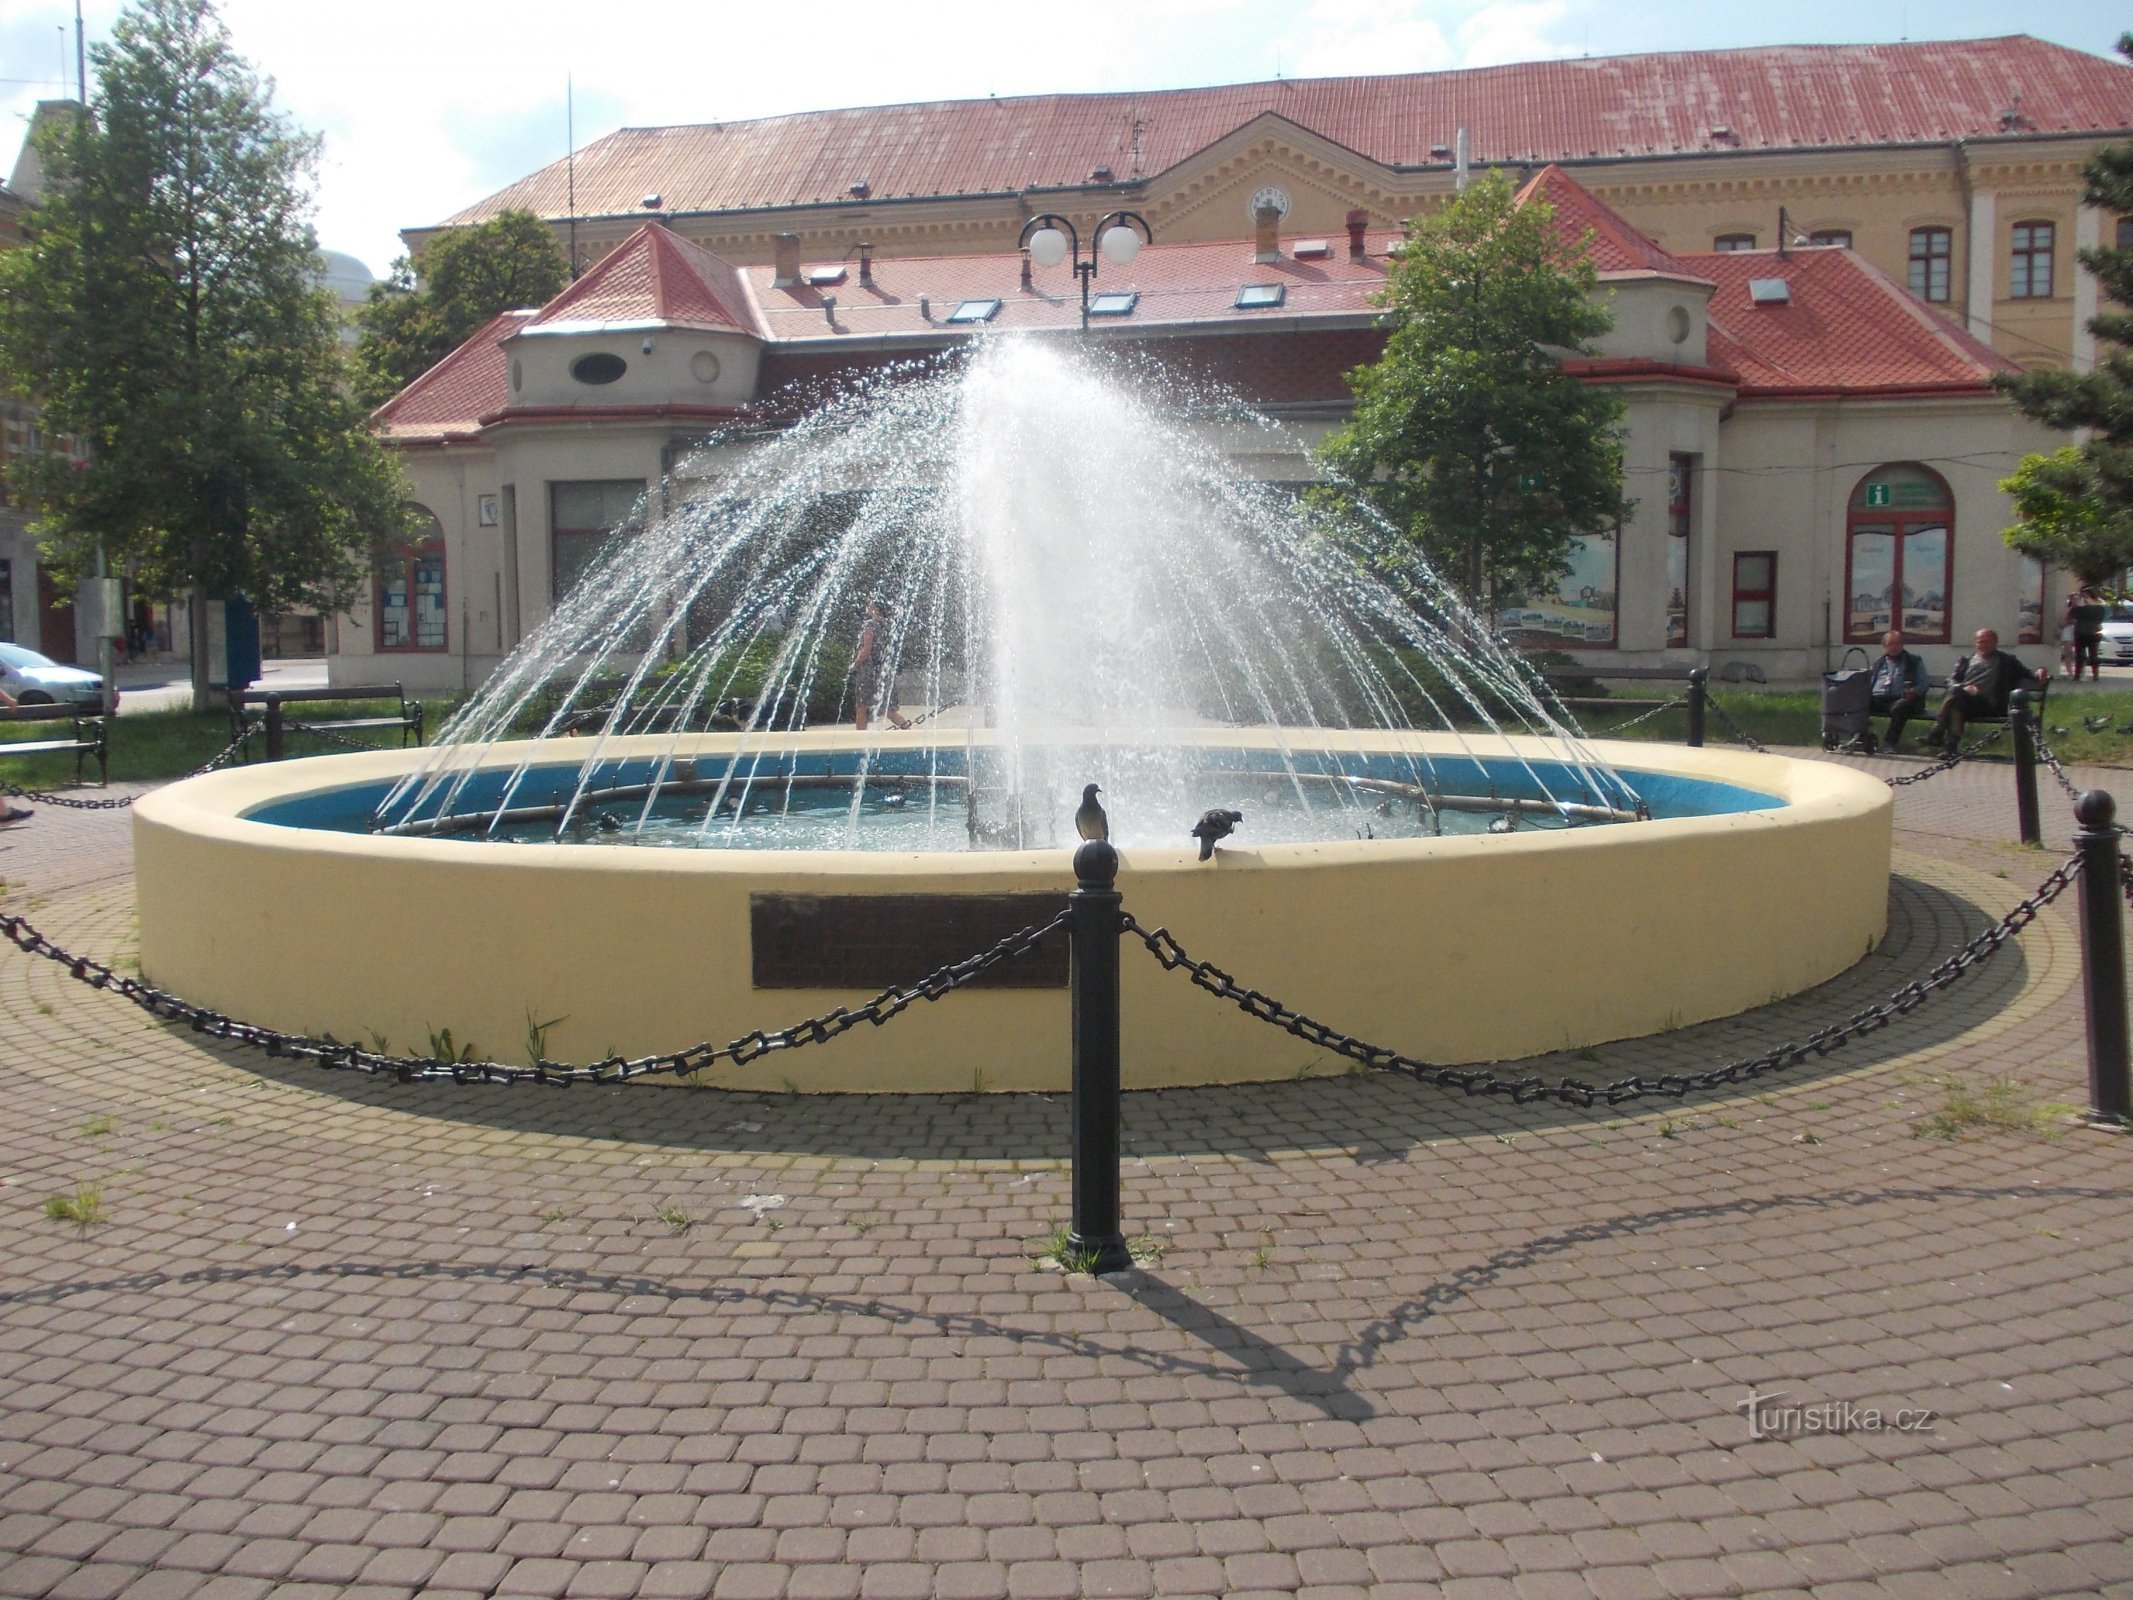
(1017, 210, 1153, 331)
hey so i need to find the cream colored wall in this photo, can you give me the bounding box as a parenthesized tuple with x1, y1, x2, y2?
(1713, 398, 2063, 678)
(506, 328, 762, 410)
(492, 427, 672, 641)
(1596, 278, 1712, 367)
(1610, 382, 1727, 655)
(132, 732, 1891, 1092)
(334, 446, 505, 698)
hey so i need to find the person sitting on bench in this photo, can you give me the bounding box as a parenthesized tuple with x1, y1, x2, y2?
(1929, 627, 2048, 754)
(1868, 628, 1930, 750)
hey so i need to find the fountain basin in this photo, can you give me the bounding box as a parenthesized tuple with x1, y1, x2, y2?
(133, 732, 1890, 1091)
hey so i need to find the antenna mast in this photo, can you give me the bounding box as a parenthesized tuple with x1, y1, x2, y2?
(567, 75, 579, 280)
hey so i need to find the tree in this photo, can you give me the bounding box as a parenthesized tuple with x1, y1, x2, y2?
(1998, 447, 2133, 586)
(1316, 171, 1629, 615)
(352, 211, 569, 407)
(0, 0, 410, 709)
(1997, 33, 2133, 586)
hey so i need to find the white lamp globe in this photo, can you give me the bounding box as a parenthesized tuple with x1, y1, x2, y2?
(1099, 223, 1143, 266)
(1027, 227, 1070, 269)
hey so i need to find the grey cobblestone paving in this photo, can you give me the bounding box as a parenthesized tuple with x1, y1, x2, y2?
(0, 746, 2129, 1598)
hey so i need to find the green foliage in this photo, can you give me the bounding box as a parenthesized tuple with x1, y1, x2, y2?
(353, 211, 568, 407)
(1316, 171, 1630, 610)
(0, 0, 411, 706)
(1998, 35, 2133, 578)
(44, 1183, 106, 1226)
(1999, 448, 2133, 584)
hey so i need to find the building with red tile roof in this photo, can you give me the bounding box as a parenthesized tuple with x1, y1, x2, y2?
(409, 36, 2133, 379)
(348, 169, 2060, 694)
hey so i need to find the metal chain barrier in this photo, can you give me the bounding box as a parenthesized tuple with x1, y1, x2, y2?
(1583, 697, 1687, 738)
(2029, 724, 2084, 806)
(281, 717, 400, 753)
(2121, 851, 2133, 910)
(1121, 853, 2080, 1109)
(1, 724, 260, 811)
(1702, 692, 1769, 753)
(0, 904, 1072, 1085)
(1883, 724, 2005, 788)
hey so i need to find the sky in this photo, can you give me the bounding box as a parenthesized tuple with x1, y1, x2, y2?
(2, 0, 2127, 279)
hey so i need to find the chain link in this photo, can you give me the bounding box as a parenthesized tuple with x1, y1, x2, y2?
(1702, 692, 1770, 754)
(0, 904, 1070, 1085)
(1120, 854, 2081, 1109)
(2029, 724, 2084, 806)
(1584, 697, 1688, 737)
(2120, 851, 2132, 910)
(1883, 724, 2005, 787)
(281, 717, 402, 753)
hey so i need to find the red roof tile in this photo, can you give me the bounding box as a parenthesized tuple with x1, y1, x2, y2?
(441, 37, 2131, 227)
(372, 309, 533, 443)
(527, 224, 760, 335)
(1515, 165, 1703, 280)
(1689, 245, 2017, 396)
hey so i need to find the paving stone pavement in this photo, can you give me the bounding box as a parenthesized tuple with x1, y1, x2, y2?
(1, 744, 2130, 1600)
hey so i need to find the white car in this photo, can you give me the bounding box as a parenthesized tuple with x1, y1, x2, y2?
(0, 641, 112, 709)
(2102, 605, 2133, 666)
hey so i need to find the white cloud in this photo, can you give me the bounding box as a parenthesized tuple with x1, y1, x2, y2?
(1456, 0, 1579, 67)
(1279, 0, 1455, 77)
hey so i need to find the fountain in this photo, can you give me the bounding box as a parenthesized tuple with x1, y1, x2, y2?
(132, 343, 1891, 1090)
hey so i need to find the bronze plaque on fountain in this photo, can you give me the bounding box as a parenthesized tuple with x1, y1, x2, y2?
(750, 893, 1070, 989)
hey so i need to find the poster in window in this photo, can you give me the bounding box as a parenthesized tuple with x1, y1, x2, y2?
(1847, 529, 1895, 641)
(2017, 554, 2044, 645)
(1503, 532, 1616, 646)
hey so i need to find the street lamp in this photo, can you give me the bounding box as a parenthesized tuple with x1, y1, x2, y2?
(1017, 210, 1153, 330)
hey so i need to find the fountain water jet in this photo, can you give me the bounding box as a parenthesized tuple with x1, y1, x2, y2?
(130, 340, 1893, 1089)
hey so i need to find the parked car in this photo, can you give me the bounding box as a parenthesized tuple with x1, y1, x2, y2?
(2102, 604, 2133, 666)
(0, 642, 113, 709)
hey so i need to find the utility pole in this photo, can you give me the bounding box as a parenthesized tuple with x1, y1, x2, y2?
(77, 1, 118, 715)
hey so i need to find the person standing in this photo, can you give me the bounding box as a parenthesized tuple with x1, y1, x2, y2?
(1928, 628, 2049, 754)
(849, 598, 910, 732)
(1867, 629, 1929, 749)
(2065, 585, 2107, 682)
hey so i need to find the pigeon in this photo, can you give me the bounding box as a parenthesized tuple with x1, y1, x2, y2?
(1075, 783, 1109, 842)
(2085, 714, 2112, 734)
(1487, 814, 1515, 834)
(595, 811, 622, 834)
(1191, 807, 1243, 861)
(881, 789, 908, 809)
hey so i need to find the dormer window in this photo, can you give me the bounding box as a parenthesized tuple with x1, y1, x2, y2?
(946, 298, 1001, 324)
(1235, 283, 1286, 309)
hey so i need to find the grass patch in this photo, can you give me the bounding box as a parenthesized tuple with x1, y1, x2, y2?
(1914, 1077, 2079, 1141)
(43, 1183, 106, 1226)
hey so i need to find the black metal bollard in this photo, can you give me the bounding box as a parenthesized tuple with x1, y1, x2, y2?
(263, 694, 285, 762)
(1068, 837, 1131, 1273)
(1685, 666, 1707, 749)
(2010, 689, 2041, 846)
(2074, 790, 2132, 1125)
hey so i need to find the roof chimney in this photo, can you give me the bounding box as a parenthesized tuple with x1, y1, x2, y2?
(773, 232, 801, 289)
(1254, 204, 1282, 264)
(1345, 209, 1369, 260)
(856, 241, 875, 285)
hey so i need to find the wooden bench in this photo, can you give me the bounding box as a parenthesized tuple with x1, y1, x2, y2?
(229, 684, 424, 762)
(0, 702, 109, 786)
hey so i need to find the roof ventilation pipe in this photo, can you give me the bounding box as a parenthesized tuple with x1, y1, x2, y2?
(855, 241, 875, 285)
(1254, 204, 1282, 263)
(1346, 209, 1369, 260)
(773, 233, 802, 288)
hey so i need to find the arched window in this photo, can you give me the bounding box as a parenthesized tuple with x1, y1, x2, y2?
(1845, 465, 1951, 645)
(377, 507, 447, 652)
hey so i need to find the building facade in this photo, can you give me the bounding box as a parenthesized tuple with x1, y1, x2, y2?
(354, 166, 2060, 696)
